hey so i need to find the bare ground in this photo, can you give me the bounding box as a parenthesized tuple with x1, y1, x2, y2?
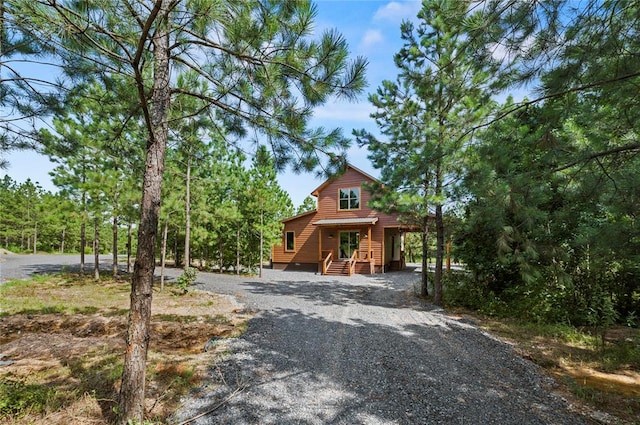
(0, 277, 252, 425)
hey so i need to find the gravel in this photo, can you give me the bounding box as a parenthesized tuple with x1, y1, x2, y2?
(172, 267, 587, 425)
(0, 255, 588, 424)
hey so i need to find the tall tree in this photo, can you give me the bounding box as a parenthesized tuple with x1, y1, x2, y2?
(7, 2, 366, 422)
(169, 80, 216, 271)
(296, 196, 317, 215)
(245, 145, 293, 277)
(41, 78, 144, 278)
(356, 0, 498, 304)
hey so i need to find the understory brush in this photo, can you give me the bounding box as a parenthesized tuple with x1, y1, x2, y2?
(443, 272, 640, 423)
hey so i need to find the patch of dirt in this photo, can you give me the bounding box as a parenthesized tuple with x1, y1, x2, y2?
(0, 288, 253, 425)
(0, 313, 245, 358)
(558, 367, 640, 397)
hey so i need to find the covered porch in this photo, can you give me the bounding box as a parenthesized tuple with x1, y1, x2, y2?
(313, 217, 378, 276)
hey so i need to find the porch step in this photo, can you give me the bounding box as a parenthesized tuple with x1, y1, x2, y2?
(325, 261, 350, 276)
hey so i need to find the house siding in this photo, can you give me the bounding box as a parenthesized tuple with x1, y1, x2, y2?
(272, 166, 410, 274)
(272, 211, 319, 270)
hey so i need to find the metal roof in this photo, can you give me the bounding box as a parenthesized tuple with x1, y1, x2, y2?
(312, 217, 379, 226)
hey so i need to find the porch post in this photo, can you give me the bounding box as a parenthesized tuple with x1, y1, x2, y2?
(318, 227, 322, 261)
(368, 226, 372, 274)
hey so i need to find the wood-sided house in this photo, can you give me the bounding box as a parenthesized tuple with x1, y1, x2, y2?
(272, 164, 416, 276)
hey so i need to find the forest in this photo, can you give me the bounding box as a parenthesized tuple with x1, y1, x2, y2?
(353, 0, 640, 330)
(0, 147, 295, 277)
(1, 1, 639, 423)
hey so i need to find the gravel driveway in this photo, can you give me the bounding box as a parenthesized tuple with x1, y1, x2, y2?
(0, 254, 587, 424)
(173, 268, 587, 425)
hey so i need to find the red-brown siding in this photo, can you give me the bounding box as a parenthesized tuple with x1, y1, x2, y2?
(272, 211, 318, 268)
(272, 165, 408, 272)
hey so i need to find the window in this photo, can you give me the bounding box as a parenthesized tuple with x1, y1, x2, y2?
(339, 187, 360, 210)
(339, 231, 359, 259)
(285, 231, 295, 251)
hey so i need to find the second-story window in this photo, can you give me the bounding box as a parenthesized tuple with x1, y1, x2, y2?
(339, 187, 360, 210)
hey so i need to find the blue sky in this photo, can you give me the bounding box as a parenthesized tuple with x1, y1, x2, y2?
(2, 1, 422, 207)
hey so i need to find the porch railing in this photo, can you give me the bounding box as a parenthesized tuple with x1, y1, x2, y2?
(348, 250, 357, 276)
(322, 250, 333, 275)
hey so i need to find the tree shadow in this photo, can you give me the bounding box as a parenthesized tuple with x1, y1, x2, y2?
(220, 269, 429, 312)
(174, 307, 584, 424)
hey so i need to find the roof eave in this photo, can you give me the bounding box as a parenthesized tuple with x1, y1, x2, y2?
(310, 163, 381, 197)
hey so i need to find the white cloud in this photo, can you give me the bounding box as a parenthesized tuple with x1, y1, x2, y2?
(360, 29, 384, 50)
(373, 1, 421, 23)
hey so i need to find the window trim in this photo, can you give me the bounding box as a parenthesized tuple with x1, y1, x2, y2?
(338, 186, 361, 211)
(285, 231, 295, 252)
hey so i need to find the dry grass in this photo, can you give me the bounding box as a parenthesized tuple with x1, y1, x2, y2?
(0, 273, 252, 425)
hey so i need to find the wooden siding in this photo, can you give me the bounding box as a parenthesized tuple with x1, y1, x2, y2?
(272, 211, 319, 265)
(315, 167, 405, 268)
(273, 165, 410, 272)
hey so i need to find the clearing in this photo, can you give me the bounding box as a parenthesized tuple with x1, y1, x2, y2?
(0, 274, 252, 425)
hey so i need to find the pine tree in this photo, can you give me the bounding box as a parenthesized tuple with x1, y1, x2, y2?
(9, 1, 366, 420)
(296, 196, 317, 215)
(356, 0, 498, 304)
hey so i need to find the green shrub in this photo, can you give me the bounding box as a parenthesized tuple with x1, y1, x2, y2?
(175, 267, 198, 294)
(443, 273, 508, 316)
(0, 378, 59, 418)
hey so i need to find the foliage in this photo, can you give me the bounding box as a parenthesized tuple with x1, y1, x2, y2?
(0, 378, 61, 418)
(0, 176, 83, 253)
(175, 267, 198, 294)
(356, 0, 500, 302)
(296, 196, 317, 215)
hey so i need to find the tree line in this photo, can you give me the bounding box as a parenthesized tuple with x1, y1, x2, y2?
(357, 1, 639, 328)
(0, 145, 294, 275)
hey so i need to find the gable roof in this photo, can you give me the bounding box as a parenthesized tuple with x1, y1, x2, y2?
(310, 163, 380, 197)
(281, 209, 317, 223)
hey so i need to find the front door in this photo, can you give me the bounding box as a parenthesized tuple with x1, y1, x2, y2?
(339, 231, 359, 259)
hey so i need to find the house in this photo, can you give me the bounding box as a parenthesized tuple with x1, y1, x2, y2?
(271, 164, 417, 276)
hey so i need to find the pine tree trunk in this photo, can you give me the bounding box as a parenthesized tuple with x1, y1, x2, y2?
(184, 157, 191, 270)
(433, 153, 444, 306)
(118, 3, 170, 423)
(434, 204, 444, 306)
(112, 214, 118, 278)
(160, 220, 168, 291)
(420, 215, 429, 297)
(218, 238, 223, 273)
(80, 198, 86, 274)
(60, 227, 66, 254)
(259, 209, 264, 278)
(93, 217, 100, 281)
(127, 223, 132, 273)
(33, 221, 37, 254)
(236, 224, 240, 275)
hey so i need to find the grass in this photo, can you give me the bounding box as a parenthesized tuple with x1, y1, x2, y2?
(0, 273, 252, 424)
(0, 379, 62, 418)
(455, 312, 640, 423)
(0, 274, 130, 316)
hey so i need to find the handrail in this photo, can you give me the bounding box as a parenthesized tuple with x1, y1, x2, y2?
(322, 251, 333, 275)
(348, 250, 357, 276)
